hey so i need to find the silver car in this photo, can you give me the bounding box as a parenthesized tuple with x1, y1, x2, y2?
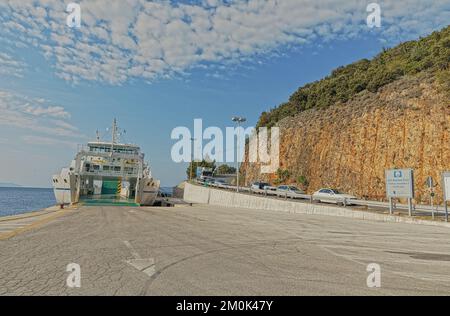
(214, 179, 228, 188)
(250, 182, 271, 193)
(312, 188, 357, 205)
(277, 185, 306, 199)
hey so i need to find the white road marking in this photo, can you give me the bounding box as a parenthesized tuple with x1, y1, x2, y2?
(123, 240, 156, 277)
(123, 240, 141, 259)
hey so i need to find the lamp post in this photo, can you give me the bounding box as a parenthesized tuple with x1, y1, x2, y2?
(189, 137, 196, 182)
(232, 116, 246, 192)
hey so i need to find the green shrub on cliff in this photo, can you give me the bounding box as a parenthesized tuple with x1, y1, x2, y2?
(257, 26, 450, 128)
(274, 168, 291, 185)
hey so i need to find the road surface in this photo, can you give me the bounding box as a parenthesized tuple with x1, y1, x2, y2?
(1, 204, 450, 295)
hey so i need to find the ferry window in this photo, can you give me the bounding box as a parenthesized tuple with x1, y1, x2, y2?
(64, 179, 68, 183)
(114, 166, 121, 172)
(103, 166, 110, 171)
(93, 165, 100, 170)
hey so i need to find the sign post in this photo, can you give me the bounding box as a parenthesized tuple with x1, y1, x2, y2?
(386, 169, 415, 216)
(442, 172, 450, 222)
(389, 197, 394, 215)
(425, 176, 436, 219)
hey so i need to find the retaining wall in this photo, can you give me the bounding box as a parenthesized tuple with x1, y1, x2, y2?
(183, 183, 450, 228)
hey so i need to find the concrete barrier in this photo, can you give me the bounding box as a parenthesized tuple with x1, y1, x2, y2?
(184, 183, 450, 228)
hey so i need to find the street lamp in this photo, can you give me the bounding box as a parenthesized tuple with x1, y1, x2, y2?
(189, 137, 196, 182)
(232, 116, 246, 192)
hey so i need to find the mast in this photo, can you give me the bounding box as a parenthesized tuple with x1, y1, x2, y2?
(111, 118, 117, 154)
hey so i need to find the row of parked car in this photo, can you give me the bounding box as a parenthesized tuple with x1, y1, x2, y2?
(197, 178, 358, 205)
(250, 181, 357, 205)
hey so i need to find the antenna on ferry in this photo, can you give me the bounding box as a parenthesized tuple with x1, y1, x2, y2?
(110, 118, 117, 155)
(96, 130, 100, 141)
(112, 118, 117, 144)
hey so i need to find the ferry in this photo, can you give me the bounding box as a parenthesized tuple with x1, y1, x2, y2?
(52, 119, 160, 206)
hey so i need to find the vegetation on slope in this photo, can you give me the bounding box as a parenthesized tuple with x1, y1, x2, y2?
(257, 26, 450, 128)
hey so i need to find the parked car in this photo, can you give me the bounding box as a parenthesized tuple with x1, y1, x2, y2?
(250, 182, 271, 193)
(277, 185, 305, 199)
(312, 188, 357, 205)
(214, 179, 228, 188)
(203, 177, 215, 186)
(264, 185, 278, 196)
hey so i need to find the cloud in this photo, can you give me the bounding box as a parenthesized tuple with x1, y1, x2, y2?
(0, 90, 79, 138)
(0, 0, 449, 85)
(0, 51, 26, 77)
(23, 105, 70, 119)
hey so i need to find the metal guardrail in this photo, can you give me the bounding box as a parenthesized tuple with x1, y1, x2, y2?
(193, 180, 447, 219)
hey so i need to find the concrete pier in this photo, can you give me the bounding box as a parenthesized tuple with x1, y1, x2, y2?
(1, 203, 450, 295)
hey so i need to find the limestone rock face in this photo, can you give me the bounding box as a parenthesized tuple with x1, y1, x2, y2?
(242, 74, 450, 204)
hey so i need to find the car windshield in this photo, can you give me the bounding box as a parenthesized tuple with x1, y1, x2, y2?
(331, 189, 341, 194)
(289, 186, 300, 191)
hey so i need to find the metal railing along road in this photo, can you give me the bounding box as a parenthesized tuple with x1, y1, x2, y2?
(193, 180, 448, 219)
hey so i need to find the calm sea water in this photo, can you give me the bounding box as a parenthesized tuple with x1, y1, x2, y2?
(160, 187, 174, 196)
(0, 186, 174, 217)
(0, 187, 56, 217)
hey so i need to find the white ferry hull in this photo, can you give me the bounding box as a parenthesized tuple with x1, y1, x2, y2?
(136, 178, 160, 206)
(52, 168, 73, 205)
(51, 119, 160, 207)
(52, 172, 160, 206)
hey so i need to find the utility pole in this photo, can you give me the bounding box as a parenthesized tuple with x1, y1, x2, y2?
(189, 138, 195, 182)
(232, 116, 246, 193)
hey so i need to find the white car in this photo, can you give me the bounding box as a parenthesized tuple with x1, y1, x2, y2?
(277, 185, 306, 199)
(214, 179, 228, 188)
(312, 188, 357, 205)
(264, 185, 278, 196)
(250, 182, 271, 193)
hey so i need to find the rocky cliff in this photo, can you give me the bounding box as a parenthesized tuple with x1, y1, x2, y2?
(242, 72, 450, 203)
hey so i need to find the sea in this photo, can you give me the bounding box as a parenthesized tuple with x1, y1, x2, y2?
(0, 187, 56, 217)
(0, 186, 175, 217)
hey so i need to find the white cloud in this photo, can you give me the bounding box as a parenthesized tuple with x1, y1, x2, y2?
(0, 51, 26, 77)
(23, 105, 70, 119)
(0, 90, 79, 138)
(0, 0, 449, 85)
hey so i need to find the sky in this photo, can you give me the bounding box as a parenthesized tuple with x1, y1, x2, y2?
(0, 0, 449, 188)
